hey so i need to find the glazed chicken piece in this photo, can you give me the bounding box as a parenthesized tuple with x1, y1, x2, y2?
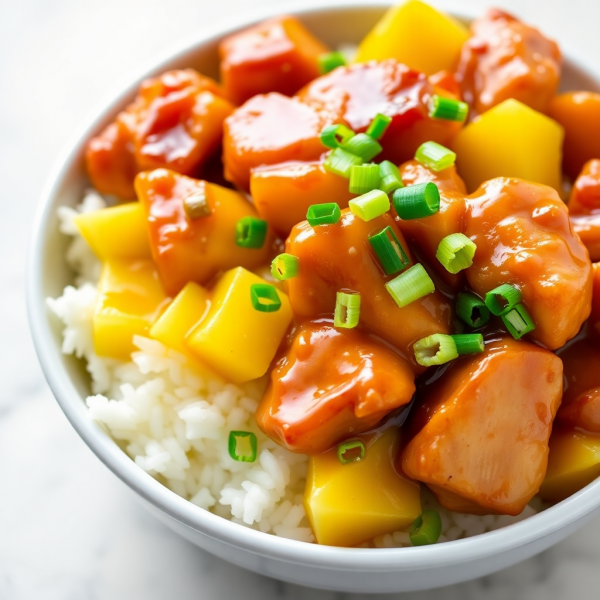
(396, 160, 468, 287)
(257, 321, 415, 454)
(284, 209, 452, 367)
(548, 92, 600, 180)
(135, 169, 273, 295)
(219, 16, 329, 105)
(455, 9, 561, 117)
(86, 69, 234, 199)
(402, 337, 563, 515)
(465, 177, 592, 350)
(223, 93, 338, 190)
(567, 160, 600, 261)
(297, 59, 463, 165)
(250, 159, 355, 235)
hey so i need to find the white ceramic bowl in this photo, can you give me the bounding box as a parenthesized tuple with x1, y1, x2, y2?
(27, 1, 600, 593)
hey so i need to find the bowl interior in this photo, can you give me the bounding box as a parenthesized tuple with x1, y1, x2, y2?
(28, 0, 600, 576)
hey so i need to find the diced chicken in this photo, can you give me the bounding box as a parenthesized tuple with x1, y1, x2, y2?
(402, 337, 563, 515)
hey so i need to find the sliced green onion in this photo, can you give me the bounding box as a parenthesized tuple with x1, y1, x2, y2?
(334, 291, 361, 329)
(379, 160, 404, 194)
(385, 263, 435, 308)
(250, 283, 281, 313)
(323, 147, 364, 178)
(183, 190, 211, 220)
(320, 124, 355, 149)
(369, 226, 409, 275)
(484, 284, 522, 316)
(306, 202, 341, 226)
(502, 304, 536, 339)
(366, 113, 392, 140)
(235, 216, 268, 248)
(428, 95, 469, 122)
(413, 334, 458, 367)
(393, 182, 440, 220)
(228, 431, 258, 462)
(436, 233, 476, 274)
(415, 141, 456, 172)
(450, 333, 484, 355)
(271, 253, 299, 281)
(349, 189, 390, 222)
(337, 439, 366, 464)
(342, 133, 382, 162)
(410, 510, 442, 546)
(318, 51, 347, 74)
(349, 163, 381, 194)
(456, 293, 490, 328)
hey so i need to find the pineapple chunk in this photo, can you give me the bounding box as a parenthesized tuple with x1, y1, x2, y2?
(74, 202, 151, 260)
(355, 0, 469, 75)
(539, 430, 600, 503)
(453, 99, 564, 192)
(186, 267, 292, 383)
(93, 260, 170, 360)
(304, 428, 421, 547)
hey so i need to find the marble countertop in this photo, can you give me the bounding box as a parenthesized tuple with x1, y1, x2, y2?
(2, 0, 600, 598)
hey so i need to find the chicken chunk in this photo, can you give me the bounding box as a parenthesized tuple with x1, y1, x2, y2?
(396, 160, 468, 287)
(284, 209, 452, 367)
(256, 321, 416, 454)
(223, 93, 336, 190)
(465, 177, 592, 350)
(86, 69, 233, 199)
(135, 169, 273, 295)
(402, 337, 563, 515)
(250, 160, 355, 235)
(219, 16, 328, 105)
(455, 9, 561, 117)
(297, 60, 462, 165)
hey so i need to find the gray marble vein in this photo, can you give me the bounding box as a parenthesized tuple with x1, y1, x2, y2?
(1, 0, 600, 598)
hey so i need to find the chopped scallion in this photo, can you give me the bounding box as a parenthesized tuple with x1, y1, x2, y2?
(485, 284, 522, 316)
(342, 133, 382, 162)
(413, 334, 458, 367)
(235, 216, 268, 248)
(456, 293, 490, 328)
(502, 304, 536, 339)
(369, 226, 409, 275)
(349, 189, 390, 221)
(250, 283, 281, 313)
(428, 95, 469, 122)
(385, 263, 435, 308)
(183, 190, 211, 220)
(349, 163, 381, 194)
(410, 510, 442, 546)
(324, 147, 364, 178)
(334, 291, 361, 329)
(366, 113, 392, 140)
(436, 233, 476, 274)
(337, 439, 366, 464)
(318, 51, 347, 74)
(271, 253, 299, 281)
(393, 182, 440, 220)
(306, 202, 341, 226)
(320, 123, 356, 149)
(228, 431, 258, 462)
(379, 160, 404, 194)
(450, 333, 485, 355)
(415, 141, 456, 172)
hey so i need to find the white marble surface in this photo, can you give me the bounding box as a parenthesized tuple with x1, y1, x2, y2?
(2, 0, 600, 598)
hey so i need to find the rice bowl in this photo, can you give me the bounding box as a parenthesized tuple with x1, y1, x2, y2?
(27, 1, 600, 592)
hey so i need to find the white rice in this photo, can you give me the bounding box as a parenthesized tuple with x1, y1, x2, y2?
(48, 190, 541, 547)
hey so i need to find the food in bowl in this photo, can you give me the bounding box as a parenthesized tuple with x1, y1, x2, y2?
(47, 0, 600, 548)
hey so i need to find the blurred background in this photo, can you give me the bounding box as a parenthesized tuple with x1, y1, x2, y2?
(1, 0, 599, 598)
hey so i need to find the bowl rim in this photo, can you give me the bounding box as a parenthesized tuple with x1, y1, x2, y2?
(27, 0, 600, 572)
